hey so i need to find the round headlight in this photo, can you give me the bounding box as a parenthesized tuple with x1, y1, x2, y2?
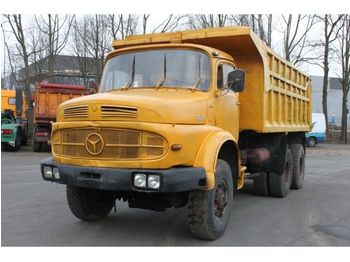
(43, 166, 53, 178)
(148, 175, 160, 189)
(134, 174, 147, 188)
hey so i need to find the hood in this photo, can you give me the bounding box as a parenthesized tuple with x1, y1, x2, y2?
(58, 89, 208, 124)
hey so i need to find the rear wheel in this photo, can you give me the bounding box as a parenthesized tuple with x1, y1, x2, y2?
(14, 131, 21, 151)
(66, 185, 115, 221)
(188, 159, 234, 240)
(33, 141, 41, 152)
(21, 132, 28, 146)
(290, 144, 305, 189)
(253, 172, 269, 196)
(269, 148, 293, 198)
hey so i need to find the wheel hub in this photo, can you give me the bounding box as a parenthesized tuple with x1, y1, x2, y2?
(214, 180, 228, 218)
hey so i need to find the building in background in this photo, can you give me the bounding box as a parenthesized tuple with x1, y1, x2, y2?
(1, 55, 100, 90)
(311, 75, 350, 127)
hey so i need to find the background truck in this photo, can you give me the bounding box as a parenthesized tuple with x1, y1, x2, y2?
(1, 88, 28, 151)
(32, 82, 88, 152)
(306, 113, 326, 147)
(41, 26, 311, 240)
(1, 90, 17, 113)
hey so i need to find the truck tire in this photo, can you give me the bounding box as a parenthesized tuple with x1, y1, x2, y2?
(188, 159, 234, 240)
(268, 148, 293, 198)
(33, 141, 41, 152)
(306, 137, 317, 147)
(66, 185, 115, 221)
(253, 172, 269, 196)
(14, 131, 21, 151)
(21, 132, 28, 146)
(290, 144, 305, 189)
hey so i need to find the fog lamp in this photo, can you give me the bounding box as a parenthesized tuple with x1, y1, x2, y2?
(52, 167, 60, 179)
(43, 166, 53, 178)
(148, 175, 160, 189)
(134, 174, 147, 188)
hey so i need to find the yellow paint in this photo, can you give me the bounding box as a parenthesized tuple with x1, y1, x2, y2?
(52, 26, 312, 191)
(1, 90, 16, 113)
(1, 89, 27, 118)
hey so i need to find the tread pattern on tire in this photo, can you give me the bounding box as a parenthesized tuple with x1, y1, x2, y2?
(188, 159, 234, 240)
(66, 185, 115, 221)
(253, 172, 269, 196)
(290, 144, 305, 189)
(269, 148, 293, 198)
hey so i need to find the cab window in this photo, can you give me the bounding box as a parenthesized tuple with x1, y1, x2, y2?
(217, 63, 235, 89)
(8, 98, 16, 105)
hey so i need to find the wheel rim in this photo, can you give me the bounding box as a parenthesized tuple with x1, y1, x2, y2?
(309, 138, 316, 146)
(214, 179, 228, 219)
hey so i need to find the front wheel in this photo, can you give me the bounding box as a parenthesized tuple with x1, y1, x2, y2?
(66, 185, 115, 221)
(188, 159, 235, 240)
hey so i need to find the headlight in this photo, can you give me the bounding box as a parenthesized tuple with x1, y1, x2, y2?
(43, 166, 53, 178)
(148, 175, 160, 189)
(134, 173, 147, 188)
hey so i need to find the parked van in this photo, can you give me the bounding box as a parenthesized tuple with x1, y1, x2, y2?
(306, 113, 326, 147)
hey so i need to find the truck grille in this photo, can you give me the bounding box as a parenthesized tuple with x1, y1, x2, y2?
(64, 105, 88, 118)
(101, 105, 137, 118)
(51, 128, 167, 160)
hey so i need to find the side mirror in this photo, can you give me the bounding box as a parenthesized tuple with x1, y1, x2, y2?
(227, 69, 245, 92)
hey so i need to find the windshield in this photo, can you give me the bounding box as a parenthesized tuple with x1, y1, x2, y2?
(100, 49, 211, 92)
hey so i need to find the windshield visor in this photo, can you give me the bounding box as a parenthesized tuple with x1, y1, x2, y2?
(100, 49, 211, 92)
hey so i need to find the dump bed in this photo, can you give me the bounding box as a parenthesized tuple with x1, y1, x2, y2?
(113, 26, 312, 133)
(34, 82, 88, 124)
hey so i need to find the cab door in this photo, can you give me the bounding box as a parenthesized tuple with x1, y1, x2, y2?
(215, 62, 240, 140)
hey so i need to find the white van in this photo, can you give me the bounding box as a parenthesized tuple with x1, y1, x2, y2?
(306, 113, 326, 147)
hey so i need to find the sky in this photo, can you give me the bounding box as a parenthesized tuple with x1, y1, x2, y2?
(1, 1, 349, 80)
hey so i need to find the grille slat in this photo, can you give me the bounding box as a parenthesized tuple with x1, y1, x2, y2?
(64, 105, 88, 118)
(52, 128, 166, 160)
(101, 105, 137, 118)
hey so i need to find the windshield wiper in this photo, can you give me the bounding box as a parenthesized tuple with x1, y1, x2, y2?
(156, 53, 167, 89)
(191, 78, 202, 91)
(124, 55, 135, 89)
(191, 55, 202, 92)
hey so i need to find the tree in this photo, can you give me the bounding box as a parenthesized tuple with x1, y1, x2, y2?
(313, 15, 344, 135)
(35, 14, 72, 82)
(281, 14, 317, 65)
(337, 15, 350, 143)
(1, 23, 18, 89)
(151, 14, 185, 33)
(27, 19, 47, 83)
(83, 15, 112, 83)
(70, 16, 96, 86)
(187, 14, 230, 29)
(118, 14, 138, 39)
(2, 14, 34, 136)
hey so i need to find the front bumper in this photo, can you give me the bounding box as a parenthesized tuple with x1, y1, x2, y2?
(41, 157, 207, 193)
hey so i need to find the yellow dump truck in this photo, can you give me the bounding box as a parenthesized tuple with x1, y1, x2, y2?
(41, 26, 311, 240)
